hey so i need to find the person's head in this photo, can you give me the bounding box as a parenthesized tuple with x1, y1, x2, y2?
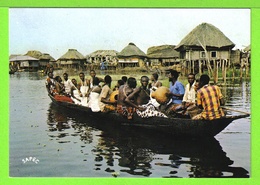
(194, 80, 200, 91)
(199, 74, 210, 86)
(127, 77, 137, 89)
(168, 69, 179, 81)
(104, 75, 112, 85)
(90, 70, 96, 78)
(48, 72, 54, 78)
(63, 72, 68, 80)
(121, 76, 128, 84)
(71, 78, 77, 86)
(151, 73, 159, 81)
(54, 76, 62, 83)
(140, 76, 149, 87)
(117, 79, 124, 87)
(187, 73, 195, 85)
(79, 72, 85, 81)
(92, 77, 100, 86)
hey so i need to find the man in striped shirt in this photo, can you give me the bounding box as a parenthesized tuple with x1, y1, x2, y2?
(193, 74, 225, 120)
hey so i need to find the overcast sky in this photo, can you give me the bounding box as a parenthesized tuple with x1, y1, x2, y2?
(9, 8, 250, 59)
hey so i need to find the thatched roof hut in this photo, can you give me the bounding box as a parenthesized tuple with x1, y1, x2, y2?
(58, 49, 85, 70)
(88, 50, 118, 58)
(39, 53, 56, 61)
(9, 55, 39, 62)
(175, 22, 235, 51)
(117, 43, 146, 58)
(24, 50, 43, 59)
(58, 49, 85, 60)
(147, 45, 179, 59)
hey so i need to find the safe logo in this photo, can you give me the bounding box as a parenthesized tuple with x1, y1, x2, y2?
(22, 157, 40, 164)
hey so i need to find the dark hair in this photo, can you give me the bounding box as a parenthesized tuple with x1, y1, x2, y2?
(141, 76, 149, 82)
(54, 76, 61, 81)
(152, 73, 159, 80)
(121, 76, 128, 83)
(92, 77, 100, 86)
(188, 73, 195, 78)
(127, 77, 137, 88)
(79, 72, 84, 76)
(104, 75, 112, 84)
(169, 69, 179, 79)
(117, 79, 124, 86)
(63, 72, 68, 76)
(199, 74, 210, 85)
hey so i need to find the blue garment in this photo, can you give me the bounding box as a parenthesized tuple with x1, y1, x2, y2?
(169, 81, 185, 104)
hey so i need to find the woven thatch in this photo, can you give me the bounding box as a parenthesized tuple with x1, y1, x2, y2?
(24, 50, 43, 59)
(58, 49, 85, 60)
(9, 55, 39, 62)
(147, 45, 179, 58)
(87, 50, 118, 57)
(39, 53, 56, 61)
(175, 23, 235, 50)
(244, 45, 251, 52)
(117, 43, 146, 58)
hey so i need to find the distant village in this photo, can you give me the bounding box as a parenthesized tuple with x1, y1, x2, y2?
(9, 22, 250, 79)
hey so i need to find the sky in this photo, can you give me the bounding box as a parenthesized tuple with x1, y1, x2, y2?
(9, 8, 250, 60)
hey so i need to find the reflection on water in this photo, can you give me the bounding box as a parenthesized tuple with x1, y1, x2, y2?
(46, 103, 249, 178)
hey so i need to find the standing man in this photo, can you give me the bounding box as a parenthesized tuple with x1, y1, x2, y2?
(193, 74, 225, 120)
(63, 72, 74, 95)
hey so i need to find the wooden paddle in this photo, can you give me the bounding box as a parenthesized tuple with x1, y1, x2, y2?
(221, 107, 250, 115)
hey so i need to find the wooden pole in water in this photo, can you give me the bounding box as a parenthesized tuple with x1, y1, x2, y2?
(221, 107, 250, 115)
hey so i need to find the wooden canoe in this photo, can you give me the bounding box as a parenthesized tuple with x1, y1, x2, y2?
(48, 94, 250, 138)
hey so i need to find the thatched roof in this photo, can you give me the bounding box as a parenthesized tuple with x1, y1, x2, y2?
(147, 45, 179, 58)
(24, 50, 43, 59)
(39, 53, 56, 61)
(175, 23, 235, 51)
(9, 55, 39, 62)
(58, 49, 85, 60)
(87, 50, 118, 57)
(117, 43, 146, 58)
(244, 45, 251, 52)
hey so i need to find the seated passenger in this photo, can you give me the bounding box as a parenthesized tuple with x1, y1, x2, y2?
(117, 77, 137, 119)
(45, 72, 55, 95)
(192, 74, 225, 120)
(125, 76, 167, 118)
(88, 77, 102, 112)
(149, 73, 162, 108)
(63, 72, 74, 95)
(113, 79, 124, 91)
(99, 75, 116, 112)
(54, 76, 65, 95)
(78, 72, 90, 97)
(182, 73, 196, 110)
(164, 70, 185, 116)
(70, 78, 82, 105)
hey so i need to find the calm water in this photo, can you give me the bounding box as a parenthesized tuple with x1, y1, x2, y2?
(9, 72, 251, 178)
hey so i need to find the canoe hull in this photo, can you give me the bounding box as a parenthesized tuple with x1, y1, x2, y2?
(48, 94, 249, 138)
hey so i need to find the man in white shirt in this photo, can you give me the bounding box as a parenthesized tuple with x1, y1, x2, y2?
(182, 73, 196, 110)
(63, 73, 74, 95)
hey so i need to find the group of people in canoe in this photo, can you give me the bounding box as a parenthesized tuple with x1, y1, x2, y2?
(46, 69, 226, 120)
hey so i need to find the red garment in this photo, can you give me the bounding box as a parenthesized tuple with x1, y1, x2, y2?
(54, 95, 74, 103)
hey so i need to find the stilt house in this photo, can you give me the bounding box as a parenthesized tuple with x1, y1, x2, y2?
(57, 49, 85, 70)
(147, 45, 180, 69)
(175, 22, 235, 75)
(117, 43, 146, 68)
